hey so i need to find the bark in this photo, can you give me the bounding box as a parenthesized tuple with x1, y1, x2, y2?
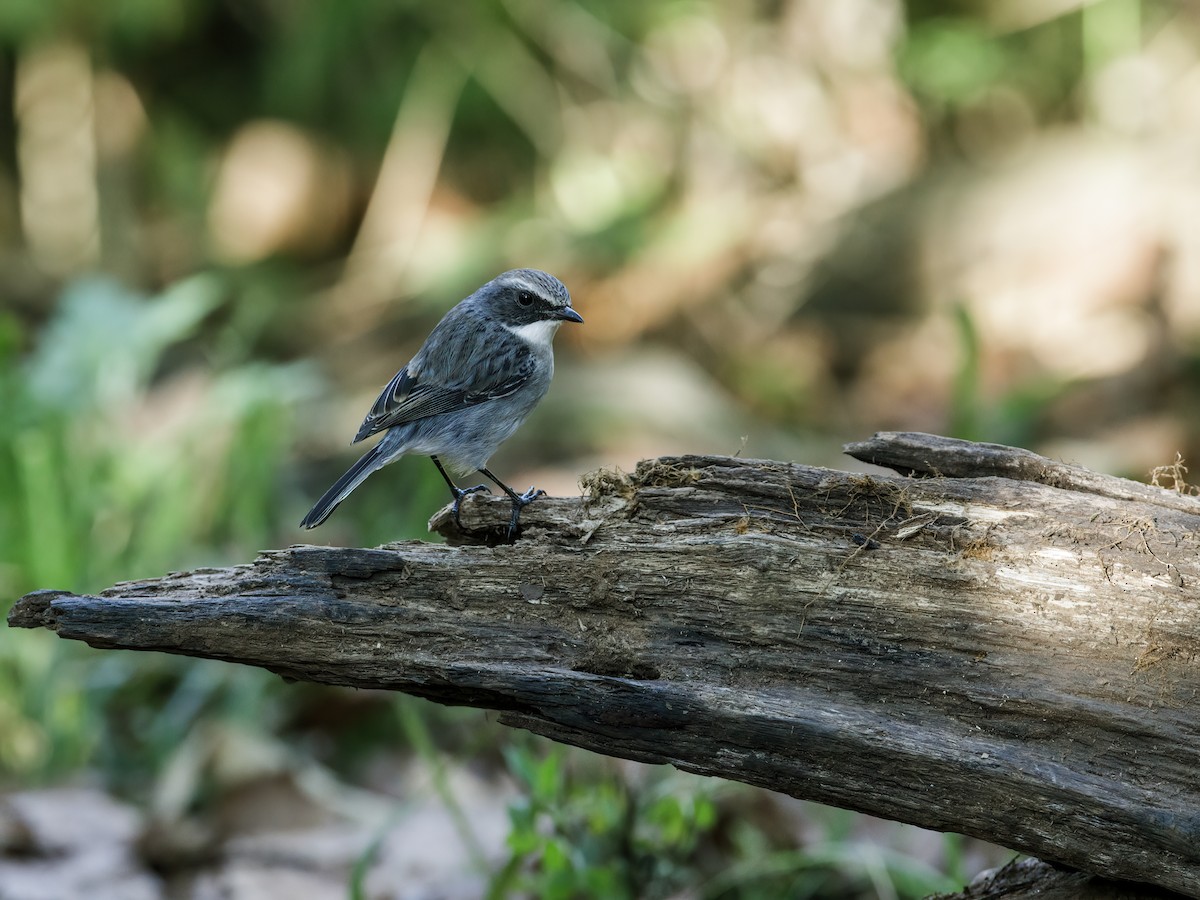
(7, 433, 1200, 897)
(931, 858, 1181, 900)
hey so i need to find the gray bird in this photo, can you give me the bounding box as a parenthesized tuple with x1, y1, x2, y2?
(300, 269, 582, 538)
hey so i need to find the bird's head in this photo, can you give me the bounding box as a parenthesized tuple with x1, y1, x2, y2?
(478, 269, 583, 341)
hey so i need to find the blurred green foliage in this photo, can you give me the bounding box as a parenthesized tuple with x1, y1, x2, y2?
(0, 275, 318, 782)
(0, 275, 308, 597)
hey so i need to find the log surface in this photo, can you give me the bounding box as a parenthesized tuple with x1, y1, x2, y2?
(932, 858, 1181, 900)
(8, 433, 1200, 896)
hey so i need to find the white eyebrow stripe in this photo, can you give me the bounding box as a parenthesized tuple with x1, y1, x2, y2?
(507, 275, 544, 298)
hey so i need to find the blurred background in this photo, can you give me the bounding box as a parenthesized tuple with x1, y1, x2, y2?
(3, 0, 1199, 896)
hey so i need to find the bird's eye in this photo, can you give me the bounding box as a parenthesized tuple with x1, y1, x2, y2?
(517, 291, 534, 307)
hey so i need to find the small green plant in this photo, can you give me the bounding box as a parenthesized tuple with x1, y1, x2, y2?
(490, 744, 718, 899)
(488, 741, 969, 899)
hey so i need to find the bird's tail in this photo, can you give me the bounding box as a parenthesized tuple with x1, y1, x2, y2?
(300, 441, 388, 529)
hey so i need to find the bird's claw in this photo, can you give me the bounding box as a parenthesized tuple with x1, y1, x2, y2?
(504, 486, 546, 540)
(450, 483, 491, 528)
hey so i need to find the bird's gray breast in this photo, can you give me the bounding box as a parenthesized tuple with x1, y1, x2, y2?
(400, 323, 554, 473)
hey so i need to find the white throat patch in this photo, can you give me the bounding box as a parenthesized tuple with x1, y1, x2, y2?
(505, 319, 561, 346)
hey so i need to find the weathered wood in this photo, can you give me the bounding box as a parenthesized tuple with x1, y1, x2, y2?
(846, 431, 1200, 513)
(8, 433, 1200, 896)
(932, 858, 1180, 899)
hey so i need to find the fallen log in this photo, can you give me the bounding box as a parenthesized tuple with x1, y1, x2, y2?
(8, 433, 1200, 896)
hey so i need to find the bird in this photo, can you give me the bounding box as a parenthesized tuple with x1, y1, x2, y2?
(300, 269, 582, 539)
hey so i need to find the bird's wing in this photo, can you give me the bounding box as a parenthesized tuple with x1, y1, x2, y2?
(352, 346, 535, 444)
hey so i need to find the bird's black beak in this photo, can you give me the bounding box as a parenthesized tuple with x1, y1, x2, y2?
(556, 306, 584, 324)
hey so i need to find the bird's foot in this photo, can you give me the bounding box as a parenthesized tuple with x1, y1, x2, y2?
(505, 486, 546, 540)
(450, 483, 491, 528)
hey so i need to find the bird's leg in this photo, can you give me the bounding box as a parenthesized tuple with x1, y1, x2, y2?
(480, 467, 545, 539)
(430, 456, 490, 528)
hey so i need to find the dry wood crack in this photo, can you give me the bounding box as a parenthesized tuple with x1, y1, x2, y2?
(8, 432, 1200, 897)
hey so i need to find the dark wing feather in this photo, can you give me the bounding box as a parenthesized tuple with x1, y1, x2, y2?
(352, 353, 535, 444)
(353, 367, 426, 443)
